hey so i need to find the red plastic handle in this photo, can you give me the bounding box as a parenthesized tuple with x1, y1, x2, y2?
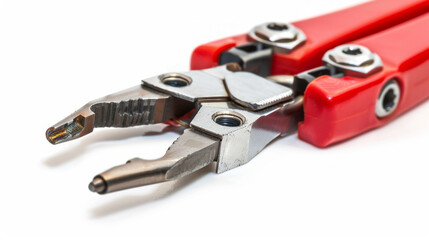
(298, 12, 429, 147)
(190, 0, 429, 75)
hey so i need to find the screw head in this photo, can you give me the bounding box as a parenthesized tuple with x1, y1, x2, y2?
(248, 22, 306, 53)
(322, 44, 383, 77)
(328, 44, 375, 67)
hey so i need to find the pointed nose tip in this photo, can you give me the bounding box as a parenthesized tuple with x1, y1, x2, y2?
(88, 177, 106, 193)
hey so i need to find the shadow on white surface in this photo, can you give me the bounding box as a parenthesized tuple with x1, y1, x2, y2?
(43, 124, 184, 167)
(89, 163, 215, 218)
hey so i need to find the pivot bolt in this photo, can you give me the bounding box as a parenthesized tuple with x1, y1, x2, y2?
(375, 79, 401, 118)
(323, 44, 383, 77)
(248, 22, 306, 53)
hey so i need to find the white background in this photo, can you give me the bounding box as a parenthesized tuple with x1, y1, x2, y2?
(1, 0, 428, 239)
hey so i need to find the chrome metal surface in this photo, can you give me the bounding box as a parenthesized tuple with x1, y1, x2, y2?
(46, 85, 193, 144)
(376, 79, 401, 118)
(323, 44, 383, 77)
(142, 67, 231, 103)
(225, 72, 293, 110)
(89, 129, 220, 194)
(249, 22, 306, 53)
(191, 96, 303, 173)
(202, 63, 241, 80)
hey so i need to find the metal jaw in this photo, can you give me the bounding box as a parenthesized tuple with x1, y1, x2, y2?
(89, 129, 220, 194)
(46, 65, 233, 145)
(47, 64, 302, 194)
(46, 86, 193, 145)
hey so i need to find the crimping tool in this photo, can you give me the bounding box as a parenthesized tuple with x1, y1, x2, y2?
(46, 0, 429, 194)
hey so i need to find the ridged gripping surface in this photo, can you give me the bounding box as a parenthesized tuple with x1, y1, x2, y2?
(91, 99, 158, 128)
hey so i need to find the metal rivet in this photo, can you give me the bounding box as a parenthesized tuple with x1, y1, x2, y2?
(212, 111, 245, 127)
(159, 73, 192, 87)
(376, 79, 401, 118)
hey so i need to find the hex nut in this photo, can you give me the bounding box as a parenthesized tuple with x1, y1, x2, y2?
(322, 44, 383, 78)
(248, 22, 306, 53)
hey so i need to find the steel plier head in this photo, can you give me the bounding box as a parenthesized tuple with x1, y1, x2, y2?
(47, 63, 303, 193)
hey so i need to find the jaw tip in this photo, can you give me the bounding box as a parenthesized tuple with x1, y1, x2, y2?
(45, 115, 88, 145)
(45, 127, 58, 145)
(88, 177, 107, 194)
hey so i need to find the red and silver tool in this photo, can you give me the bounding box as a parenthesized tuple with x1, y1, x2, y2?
(46, 0, 429, 194)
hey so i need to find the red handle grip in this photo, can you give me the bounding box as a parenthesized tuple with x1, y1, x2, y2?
(190, 0, 429, 75)
(298, 12, 429, 147)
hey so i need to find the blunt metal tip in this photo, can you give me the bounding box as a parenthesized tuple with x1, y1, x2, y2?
(88, 129, 220, 194)
(88, 177, 107, 194)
